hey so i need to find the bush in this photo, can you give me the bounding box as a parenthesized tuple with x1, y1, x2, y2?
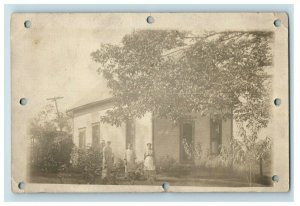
(70, 146, 103, 184)
(113, 157, 125, 177)
(156, 155, 178, 174)
(29, 105, 74, 174)
(31, 131, 74, 173)
(181, 136, 272, 185)
(133, 161, 145, 180)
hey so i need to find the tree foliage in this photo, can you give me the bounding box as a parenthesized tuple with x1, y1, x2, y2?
(225, 127, 272, 186)
(91, 30, 273, 131)
(29, 104, 73, 172)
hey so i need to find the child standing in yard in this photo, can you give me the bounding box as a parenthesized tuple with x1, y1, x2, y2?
(144, 143, 156, 184)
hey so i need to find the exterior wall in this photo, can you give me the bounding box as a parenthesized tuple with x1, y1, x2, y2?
(73, 103, 126, 161)
(73, 112, 93, 147)
(153, 118, 180, 161)
(153, 115, 232, 163)
(134, 112, 152, 162)
(194, 116, 211, 156)
(153, 116, 211, 162)
(221, 118, 232, 147)
(100, 121, 126, 161)
(195, 117, 232, 155)
(72, 101, 232, 164)
(72, 104, 152, 162)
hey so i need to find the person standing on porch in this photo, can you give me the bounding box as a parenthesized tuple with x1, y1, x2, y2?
(124, 143, 136, 184)
(144, 143, 156, 184)
(102, 141, 114, 181)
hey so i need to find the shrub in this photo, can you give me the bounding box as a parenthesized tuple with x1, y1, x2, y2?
(181, 135, 272, 185)
(70, 146, 103, 184)
(31, 131, 74, 173)
(113, 157, 125, 178)
(29, 105, 74, 174)
(134, 161, 145, 180)
(156, 155, 178, 173)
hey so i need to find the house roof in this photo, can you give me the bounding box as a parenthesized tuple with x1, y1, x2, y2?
(68, 84, 113, 112)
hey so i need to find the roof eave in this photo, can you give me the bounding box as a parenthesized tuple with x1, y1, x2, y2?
(66, 97, 114, 113)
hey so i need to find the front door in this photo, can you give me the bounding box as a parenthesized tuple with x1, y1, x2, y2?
(180, 121, 194, 163)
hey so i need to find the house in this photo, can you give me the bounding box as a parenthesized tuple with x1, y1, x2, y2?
(67, 86, 233, 164)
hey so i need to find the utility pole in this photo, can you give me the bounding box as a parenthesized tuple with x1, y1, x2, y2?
(47, 96, 64, 131)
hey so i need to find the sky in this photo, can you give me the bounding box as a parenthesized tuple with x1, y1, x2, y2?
(11, 12, 281, 133)
(12, 14, 135, 121)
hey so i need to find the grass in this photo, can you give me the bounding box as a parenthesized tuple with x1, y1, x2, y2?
(29, 166, 272, 187)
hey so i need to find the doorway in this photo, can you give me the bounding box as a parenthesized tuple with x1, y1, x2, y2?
(180, 121, 194, 163)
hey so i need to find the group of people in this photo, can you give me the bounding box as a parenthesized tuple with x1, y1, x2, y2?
(101, 140, 156, 184)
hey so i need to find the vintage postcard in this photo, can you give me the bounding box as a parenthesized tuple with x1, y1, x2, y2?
(11, 13, 289, 192)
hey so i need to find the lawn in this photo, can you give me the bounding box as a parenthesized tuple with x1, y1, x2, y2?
(29, 169, 272, 187)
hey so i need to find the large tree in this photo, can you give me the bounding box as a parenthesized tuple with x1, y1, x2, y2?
(91, 30, 273, 131)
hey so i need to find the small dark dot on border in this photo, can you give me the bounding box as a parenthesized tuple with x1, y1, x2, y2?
(147, 16, 154, 24)
(24, 20, 31, 28)
(20, 98, 28, 106)
(272, 175, 279, 182)
(18, 182, 26, 190)
(274, 19, 281, 27)
(162, 182, 170, 191)
(274, 98, 282, 106)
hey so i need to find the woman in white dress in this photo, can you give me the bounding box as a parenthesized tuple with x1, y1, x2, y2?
(144, 143, 156, 184)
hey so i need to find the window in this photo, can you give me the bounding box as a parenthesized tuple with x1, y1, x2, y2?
(210, 119, 222, 155)
(92, 123, 100, 148)
(78, 128, 86, 149)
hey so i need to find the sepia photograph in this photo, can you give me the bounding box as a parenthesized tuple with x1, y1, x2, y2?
(11, 13, 289, 192)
